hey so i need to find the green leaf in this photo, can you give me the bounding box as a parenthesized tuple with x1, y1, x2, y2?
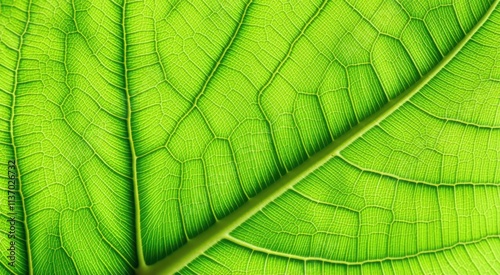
(1, 0, 499, 274)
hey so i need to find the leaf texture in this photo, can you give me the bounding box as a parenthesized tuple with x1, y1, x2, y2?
(0, 0, 499, 274)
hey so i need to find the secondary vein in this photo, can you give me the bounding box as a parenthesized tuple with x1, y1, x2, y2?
(225, 234, 500, 265)
(120, 0, 147, 271)
(10, 0, 34, 274)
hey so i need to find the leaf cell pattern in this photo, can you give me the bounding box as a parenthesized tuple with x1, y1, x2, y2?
(0, 0, 499, 274)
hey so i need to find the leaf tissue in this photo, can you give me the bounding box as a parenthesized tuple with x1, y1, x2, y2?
(1, 0, 500, 274)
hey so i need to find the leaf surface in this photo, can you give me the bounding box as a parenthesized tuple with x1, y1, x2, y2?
(0, 0, 499, 274)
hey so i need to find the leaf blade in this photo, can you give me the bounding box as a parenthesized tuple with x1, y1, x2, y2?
(146, 1, 500, 273)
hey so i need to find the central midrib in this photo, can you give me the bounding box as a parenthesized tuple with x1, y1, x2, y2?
(137, 0, 499, 274)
